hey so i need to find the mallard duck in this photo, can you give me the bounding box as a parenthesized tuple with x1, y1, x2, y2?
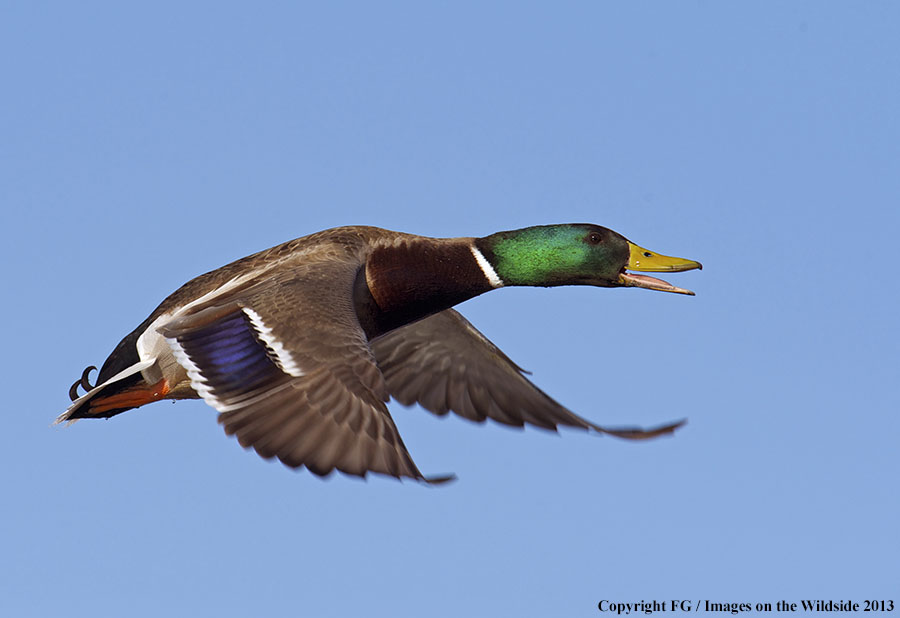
(59, 224, 701, 483)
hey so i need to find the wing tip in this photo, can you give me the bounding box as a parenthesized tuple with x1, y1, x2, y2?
(422, 472, 457, 485)
(594, 417, 687, 440)
(270, 453, 459, 487)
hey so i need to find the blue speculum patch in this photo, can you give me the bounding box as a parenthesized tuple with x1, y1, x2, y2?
(178, 312, 280, 395)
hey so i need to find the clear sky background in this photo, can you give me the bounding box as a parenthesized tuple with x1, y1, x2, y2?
(3, 3, 898, 617)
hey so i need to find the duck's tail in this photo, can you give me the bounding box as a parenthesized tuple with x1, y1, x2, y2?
(56, 360, 170, 424)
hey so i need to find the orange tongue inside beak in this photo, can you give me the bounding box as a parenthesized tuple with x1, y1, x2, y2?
(617, 272, 696, 296)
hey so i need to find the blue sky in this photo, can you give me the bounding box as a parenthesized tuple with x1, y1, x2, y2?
(3, 2, 898, 616)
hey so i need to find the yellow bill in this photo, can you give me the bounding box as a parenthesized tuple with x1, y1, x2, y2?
(617, 242, 703, 295)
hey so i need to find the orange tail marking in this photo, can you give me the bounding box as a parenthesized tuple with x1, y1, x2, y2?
(89, 378, 171, 414)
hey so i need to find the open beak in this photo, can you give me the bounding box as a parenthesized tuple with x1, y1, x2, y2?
(617, 242, 702, 295)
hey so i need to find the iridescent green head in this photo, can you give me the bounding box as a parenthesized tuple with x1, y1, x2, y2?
(474, 224, 701, 294)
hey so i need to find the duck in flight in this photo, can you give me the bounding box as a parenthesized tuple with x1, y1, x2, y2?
(59, 224, 701, 483)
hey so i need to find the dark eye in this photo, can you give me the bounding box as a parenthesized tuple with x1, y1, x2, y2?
(587, 232, 602, 245)
(643, 251, 652, 257)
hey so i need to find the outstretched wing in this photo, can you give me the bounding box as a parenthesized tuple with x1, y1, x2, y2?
(158, 262, 452, 483)
(372, 309, 684, 439)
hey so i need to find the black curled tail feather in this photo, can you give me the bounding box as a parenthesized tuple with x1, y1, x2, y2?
(68, 366, 97, 401)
